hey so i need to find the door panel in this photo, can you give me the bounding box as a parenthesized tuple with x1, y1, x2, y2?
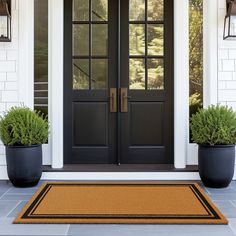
(129, 102, 163, 146)
(64, 0, 117, 164)
(64, 0, 173, 165)
(73, 102, 108, 146)
(119, 0, 173, 164)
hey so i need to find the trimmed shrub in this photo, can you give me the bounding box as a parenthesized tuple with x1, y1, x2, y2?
(0, 107, 49, 146)
(190, 105, 236, 146)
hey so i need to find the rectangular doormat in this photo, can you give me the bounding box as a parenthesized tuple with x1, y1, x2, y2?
(14, 182, 227, 224)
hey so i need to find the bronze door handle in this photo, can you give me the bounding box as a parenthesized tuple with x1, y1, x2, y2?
(120, 88, 131, 113)
(109, 88, 117, 113)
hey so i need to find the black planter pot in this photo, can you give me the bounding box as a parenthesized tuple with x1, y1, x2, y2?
(6, 145, 42, 188)
(198, 145, 235, 188)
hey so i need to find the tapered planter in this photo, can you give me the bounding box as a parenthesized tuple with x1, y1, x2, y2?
(6, 145, 42, 188)
(198, 145, 235, 188)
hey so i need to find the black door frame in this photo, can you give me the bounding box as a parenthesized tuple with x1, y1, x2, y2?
(64, 0, 174, 165)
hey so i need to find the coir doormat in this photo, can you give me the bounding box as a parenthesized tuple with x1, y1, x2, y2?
(14, 182, 227, 224)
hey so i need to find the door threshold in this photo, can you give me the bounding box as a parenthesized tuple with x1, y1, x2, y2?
(43, 164, 198, 172)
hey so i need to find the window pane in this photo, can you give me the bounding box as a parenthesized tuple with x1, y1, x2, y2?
(129, 0, 145, 21)
(92, 24, 108, 56)
(129, 24, 145, 56)
(147, 59, 164, 90)
(91, 59, 108, 89)
(73, 0, 89, 21)
(148, 0, 164, 21)
(73, 59, 89, 90)
(92, 0, 108, 21)
(189, 0, 203, 140)
(148, 24, 163, 56)
(73, 24, 89, 56)
(129, 58, 145, 90)
(34, 0, 48, 116)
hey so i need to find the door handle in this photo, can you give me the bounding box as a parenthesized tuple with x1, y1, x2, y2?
(120, 88, 131, 113)
(109, 88, 117, 113)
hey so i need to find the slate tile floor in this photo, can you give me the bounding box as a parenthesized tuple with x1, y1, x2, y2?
(1, 181, 236, 235)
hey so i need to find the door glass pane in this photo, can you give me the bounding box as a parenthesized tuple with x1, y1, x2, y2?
(73, 24, 89, 56)
(129, 0, 145, 21)
(147, 59, 164, 90)
(148, 24, 163, 56)
(129, 58, 145, 90)
(92, 0, 108, 21)
(129, 24, 145, 56)
(91, 59, 108, 89)
(73, 59, 89, 90)
(73, 0, 89, 21)
(189, 0, 203, 141)
(92, 24, 108, 56)
(148, 0, 163, 21)
(34, 0, 48, 116)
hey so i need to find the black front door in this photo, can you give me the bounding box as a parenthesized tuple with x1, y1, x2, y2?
(64, 0, 173, 164)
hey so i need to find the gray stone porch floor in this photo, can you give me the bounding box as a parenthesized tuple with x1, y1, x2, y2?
(1, 180, 236, 235)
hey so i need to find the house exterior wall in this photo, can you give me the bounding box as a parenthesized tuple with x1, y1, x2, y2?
(0, 0, 19, 166)
(0, 0, 236, 176)
(218, 0, 236, 109)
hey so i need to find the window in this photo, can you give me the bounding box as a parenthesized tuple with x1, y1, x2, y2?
(73, 0, 108, 90)
(129, 0, 164, 90)
(34, 0, 48, 115)
(189, 0, 203, 140)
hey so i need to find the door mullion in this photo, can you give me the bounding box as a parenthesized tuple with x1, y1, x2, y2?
(117, 0, 121, 165)
(144, 0, 148, 90)
(89, 0, 92, 90)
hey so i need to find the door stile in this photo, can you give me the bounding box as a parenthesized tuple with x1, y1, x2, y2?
(116, 0, 121, 165)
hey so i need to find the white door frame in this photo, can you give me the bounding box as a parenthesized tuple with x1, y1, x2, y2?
(47, 0, 190, 169)
(19, 0, 218, 169)
(48, 0, 64, 168)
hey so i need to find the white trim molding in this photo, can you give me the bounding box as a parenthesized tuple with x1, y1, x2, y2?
(18, 0, 193, 170)
(48, 0, 64, 168)
(47, 0, 190, 169)
(174, 0, 189, 168)
(18, 0, 34, 108)
(203, 0, 218, 107)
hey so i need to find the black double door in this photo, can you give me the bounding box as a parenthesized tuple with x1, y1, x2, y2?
(64, 0, 173, 164)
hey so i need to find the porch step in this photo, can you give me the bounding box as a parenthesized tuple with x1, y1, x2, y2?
(43, 164, 198, 172)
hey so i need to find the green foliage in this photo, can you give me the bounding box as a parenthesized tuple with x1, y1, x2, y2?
(72, 0, 164, 90)
(190, 105, 236, 146)
(129, 0, 164, 90)
(189, 93, 202, 118)
(0, 107, 49, 146)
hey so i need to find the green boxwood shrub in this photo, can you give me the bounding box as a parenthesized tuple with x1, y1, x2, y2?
(190, 105, 236, 146)
(0, 107, 49, 146)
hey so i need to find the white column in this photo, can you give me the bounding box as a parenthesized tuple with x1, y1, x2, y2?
(49, 0, 64, 168)
(174, 0, 189, 168)
(18, 0, 34, 108)
(203, 0, 218, 107)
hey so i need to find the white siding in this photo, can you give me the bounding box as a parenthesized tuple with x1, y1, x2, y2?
(218, 0, 236, 110)
(0, 0, 19, 165)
